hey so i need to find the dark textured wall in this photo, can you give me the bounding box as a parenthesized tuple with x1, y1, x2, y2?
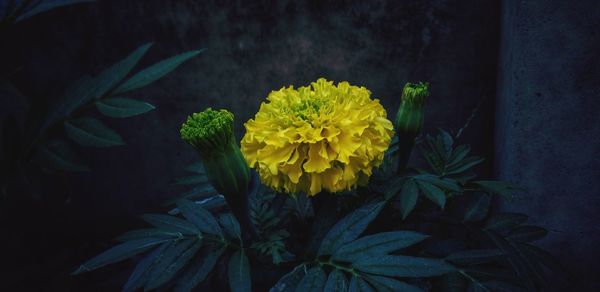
(2, 0, 502, 290)
(496, 0, 600, 290)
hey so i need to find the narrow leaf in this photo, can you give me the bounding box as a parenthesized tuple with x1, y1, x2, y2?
(175, 247, 226, 292)
(445, 249, 505, 265)
(416, 180, 446, 209)
(145, 239, 202, 290)
(115, 228, 182, 242)
(413, 174, 461, 192)
(295, 267, 326, 292)
(35, 140, 90, 172)
(348, 276, 375, 292)
(141, 214, 200, 235)
(317, 201, 385, 256)
(219, 213, 241, 241)
(364, 275, 423, 292)
(396, 179, 419, 219)
(333, 231, 429, 262)
(228, 250, 251, 292)
(72, 238, 171, 274)
(176, 199, 222, 235)
(463, 193, 491, 222)
(506, 226, 548, 242)
(446, 156, 484, 175)
(472, 180, 522, 201)
(64, 117, 124, 147)
(353, 255, 456, 278)
(114, 49, 205, 94)
(484, 213, 528, 231)
(16, 0, 95, 22)
(95, 97, 155, 118)
(123, 243, 169, 292)
(324, 269, 348, 292)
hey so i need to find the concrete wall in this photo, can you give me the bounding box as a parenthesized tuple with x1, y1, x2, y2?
(496, 0, 600, 289)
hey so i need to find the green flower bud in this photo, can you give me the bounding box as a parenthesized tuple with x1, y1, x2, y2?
(180, 108, 253, 239)
(394, 82, 429, 173)
(395, 82, 429, 137)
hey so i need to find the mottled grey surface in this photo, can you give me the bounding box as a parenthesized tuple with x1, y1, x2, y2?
(496, 0, 600, 289)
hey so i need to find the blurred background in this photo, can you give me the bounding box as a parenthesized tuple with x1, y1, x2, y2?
(0, 0, 597, 290)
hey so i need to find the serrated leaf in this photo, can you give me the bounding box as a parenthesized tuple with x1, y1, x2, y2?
(348, 276, 375, 292)
(416, 180, 446, 209)
(72, 238, 171, 274)
(472, 180, 521, 201)
(364, 275, 423, 292)
(174, 246, 226, 292)
(16, 0, 95, 22)
(324, 269, 348, 292)
(35, 140, 90, 172)
(445, 249, 505, 265)
(484, 213, 528, 232)
(176, 199, 222, 235)
(295, 267, 326, 292)
(64, 117, 124, 147)
(95, 97, 155, 118)
(270, 264, 307, 292)
(219, 213, 241, 241)
(396, 179, 419, 219)
(114, 49, 204, 94)
(141, 214, 200, 235)
(463, 193, 491, 222)
(445, 156, 484, 175)
(353, 255, 456, 277)
(506, 226, 547, 242)
(145, 238, 202, 290)
(333, 231, 429, 262)
(228, 250, 251, 292)
(317, 201, 385, 256)
(123, 242, 170, 292)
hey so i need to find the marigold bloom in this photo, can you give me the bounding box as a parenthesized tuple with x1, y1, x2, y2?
(241, 78, 394, 196)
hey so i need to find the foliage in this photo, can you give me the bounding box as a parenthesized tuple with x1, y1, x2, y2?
(75, 127, 569, 291)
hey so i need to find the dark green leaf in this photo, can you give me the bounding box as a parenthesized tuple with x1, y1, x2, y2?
(145, 238, 203, 290)
(352, 255, 456, 277)
(445, 156, 484, 175)
(348, 276, 375, 292)
(115, 228, 182, 242)
(228, 250, 252, 292)
(64, 117, 124, 147)
(219, 213, 241, 241)
(95, 97, 155, 118)
(396, 179, 419, 219)
(141, 214, 200, 235)
(416, 180, 446, 209)
(114, 49, 205, 94)
(463, 193, 491, 222)
(16, 0, 95, 22)
(383, 177, 405, 200)
(176, 199, 222, 235)
(506, 226, 548, 242)
(472, 180, 521, 201)
(484, 213, 528, 232)
(35, 140, 90, 172)
(413, 174, 461, 192)
(448, 144, 470, 166)
(317, 201, 385, 256)
(295, 267, 326, 292)
(72, 238, 171, 274)
(445, 249, 505, 265)
(123, 243, 170, 292)
(364, 275, 423, 292)
(185, 162, 205, 174)
(333, 231, 429, 262)
(485, 231, 538, 291)
(166, 185, 217, 206)
(175, 247, 226, 292)
(324, 269, 348, 292)
(270, 264, 307, 292)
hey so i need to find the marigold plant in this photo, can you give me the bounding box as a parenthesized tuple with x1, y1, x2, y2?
(241, 78, 394, 195)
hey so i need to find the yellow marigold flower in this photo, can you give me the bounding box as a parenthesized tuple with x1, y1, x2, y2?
(241, 78, 394, 196)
